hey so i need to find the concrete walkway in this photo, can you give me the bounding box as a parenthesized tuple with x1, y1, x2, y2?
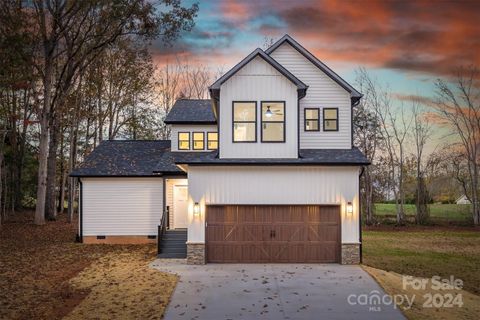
(152, 260, 405, 320)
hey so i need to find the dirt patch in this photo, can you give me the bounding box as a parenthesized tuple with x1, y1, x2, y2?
(363, 266, 480, 320)
(64, 250, 177, 319)
(0, 211, 176, 319)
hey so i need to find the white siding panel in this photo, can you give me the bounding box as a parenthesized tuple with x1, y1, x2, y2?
(219, 56, 298, 158)
(270, 43, 352, 149)
(170, 124, 217, 151)
(82, 178, 163, 236)
(187, 166, 360, 244)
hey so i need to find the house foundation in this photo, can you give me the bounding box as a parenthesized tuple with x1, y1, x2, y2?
(341, 243, 361, 264)
(187, 243, 206, 265)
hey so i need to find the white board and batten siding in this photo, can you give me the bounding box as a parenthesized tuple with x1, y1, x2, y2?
(170, 124, 218, 152)
(219, 56, 298, 158)
(270, 42, 352, 149)
(187, 166, 360, 244)
(82, 178, 163, 236)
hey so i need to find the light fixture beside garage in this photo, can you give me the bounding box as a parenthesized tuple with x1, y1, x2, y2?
(346, 202, 353, 215)
(193, 202, 200, 216)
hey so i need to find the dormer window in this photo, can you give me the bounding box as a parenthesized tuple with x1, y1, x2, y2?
(193, 132, 205, 150)
(178, 132, 190, 150)
(233, 101, 257, 142)
(323, 108, 338, 131)
(261, 101, 285, 142)
(304, 108, 320, 131)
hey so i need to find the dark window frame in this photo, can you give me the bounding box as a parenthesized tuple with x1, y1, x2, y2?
(178, 131, 190, 150)
(232, 101, 257, 143)
(304, 108, 320, 132)
(260, 101, 286, 143)
(207, 131, 218, 150)
(323, 108, 339, 132)
(192, 131, 205, 150)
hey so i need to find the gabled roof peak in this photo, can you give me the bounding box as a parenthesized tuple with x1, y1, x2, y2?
(266, 34, 362, 102)
(209, 47, 308, 99)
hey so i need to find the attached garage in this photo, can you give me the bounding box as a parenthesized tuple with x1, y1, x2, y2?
(206, 205, 340, 263)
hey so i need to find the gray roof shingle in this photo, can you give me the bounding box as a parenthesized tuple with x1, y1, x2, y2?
(70, 140, 184, 177)
(173, 148, 370, 165)
(71, 141, 369, 178)
(164, 99, 216, 124)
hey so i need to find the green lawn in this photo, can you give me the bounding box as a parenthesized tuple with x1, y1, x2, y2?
(374, 203, 472, 223)
(363, 230, 480, 295)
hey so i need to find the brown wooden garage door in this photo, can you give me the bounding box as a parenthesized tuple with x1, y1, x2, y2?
(206, 205, 340, 263)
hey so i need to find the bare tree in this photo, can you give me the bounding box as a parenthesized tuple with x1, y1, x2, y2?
(375, 90, 412, 224)
(156, 62, 182, 139)
(354, 68, 383, 225)
(411, 99, 432, 224)
(435, 67, 480, 224)
(1, 0, 198, 224)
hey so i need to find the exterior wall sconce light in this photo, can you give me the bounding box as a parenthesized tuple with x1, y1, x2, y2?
(346, 201, 353, 215)
(193, 202, 200, 216)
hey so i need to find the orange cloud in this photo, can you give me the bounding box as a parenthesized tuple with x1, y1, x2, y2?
(275, 0, 480, 77)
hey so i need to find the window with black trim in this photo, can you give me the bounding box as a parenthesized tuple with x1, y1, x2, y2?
(233, 101, 256, 142)
(178, 132, 190, 150)
(207, 132, 218, 150)
(261, 101, 285, 142)
(304, 108, 319, 131)
(323, 108, 338, 131)
(193, 132, 205, 150)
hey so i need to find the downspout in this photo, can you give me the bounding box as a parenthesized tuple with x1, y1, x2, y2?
(78, 178, 83, 243)
(359, 166, 365, 263)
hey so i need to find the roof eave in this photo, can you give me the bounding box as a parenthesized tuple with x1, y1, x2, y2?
(164, 120, 217, 125)
(209, 48, 308, 92)
(266, 34, 362, 100)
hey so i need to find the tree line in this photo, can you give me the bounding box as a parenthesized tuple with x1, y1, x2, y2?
(0, 0, 204, 226)
(0, 1, 478, 227)
(355, 67, 480, 225)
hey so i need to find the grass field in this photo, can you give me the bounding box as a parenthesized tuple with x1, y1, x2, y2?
(363, 229, 480, 295)
(374, 203, 472, 224)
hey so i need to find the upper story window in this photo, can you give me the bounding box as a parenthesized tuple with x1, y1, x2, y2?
(233, 101, 257, 142)
(207, 132, 218, 150)
(323, 108, 338, 131)
(261, 101, 285, 142)
(193, 132, 205, 150)
(304, 108, 320, 131)
(178, 132, 190, 150)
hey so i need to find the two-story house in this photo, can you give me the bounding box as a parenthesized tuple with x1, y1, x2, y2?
(71, 35, 369, 265)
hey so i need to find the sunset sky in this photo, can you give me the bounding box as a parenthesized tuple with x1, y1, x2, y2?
(151, 0, 479, 145)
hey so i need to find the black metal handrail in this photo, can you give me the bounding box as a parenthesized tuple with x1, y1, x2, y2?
(158, 206, 169, 254)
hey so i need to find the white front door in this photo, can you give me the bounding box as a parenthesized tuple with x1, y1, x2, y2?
(173, 185, 188, 229)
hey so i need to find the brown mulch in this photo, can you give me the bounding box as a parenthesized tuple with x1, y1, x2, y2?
(0, 211, 174, 320)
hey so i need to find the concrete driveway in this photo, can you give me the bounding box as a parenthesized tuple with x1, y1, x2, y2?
(152, 260, 405, 320)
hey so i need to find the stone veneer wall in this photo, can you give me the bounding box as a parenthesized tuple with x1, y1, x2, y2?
(341, 243, 360, 264)
(187, 243, 206, 265)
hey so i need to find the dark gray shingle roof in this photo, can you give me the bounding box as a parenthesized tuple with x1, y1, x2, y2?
(173, 148, 370, 165)
(164, 99, 216, 124)
(155, 151, 215, 173)
(70, 140, 184, 177)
